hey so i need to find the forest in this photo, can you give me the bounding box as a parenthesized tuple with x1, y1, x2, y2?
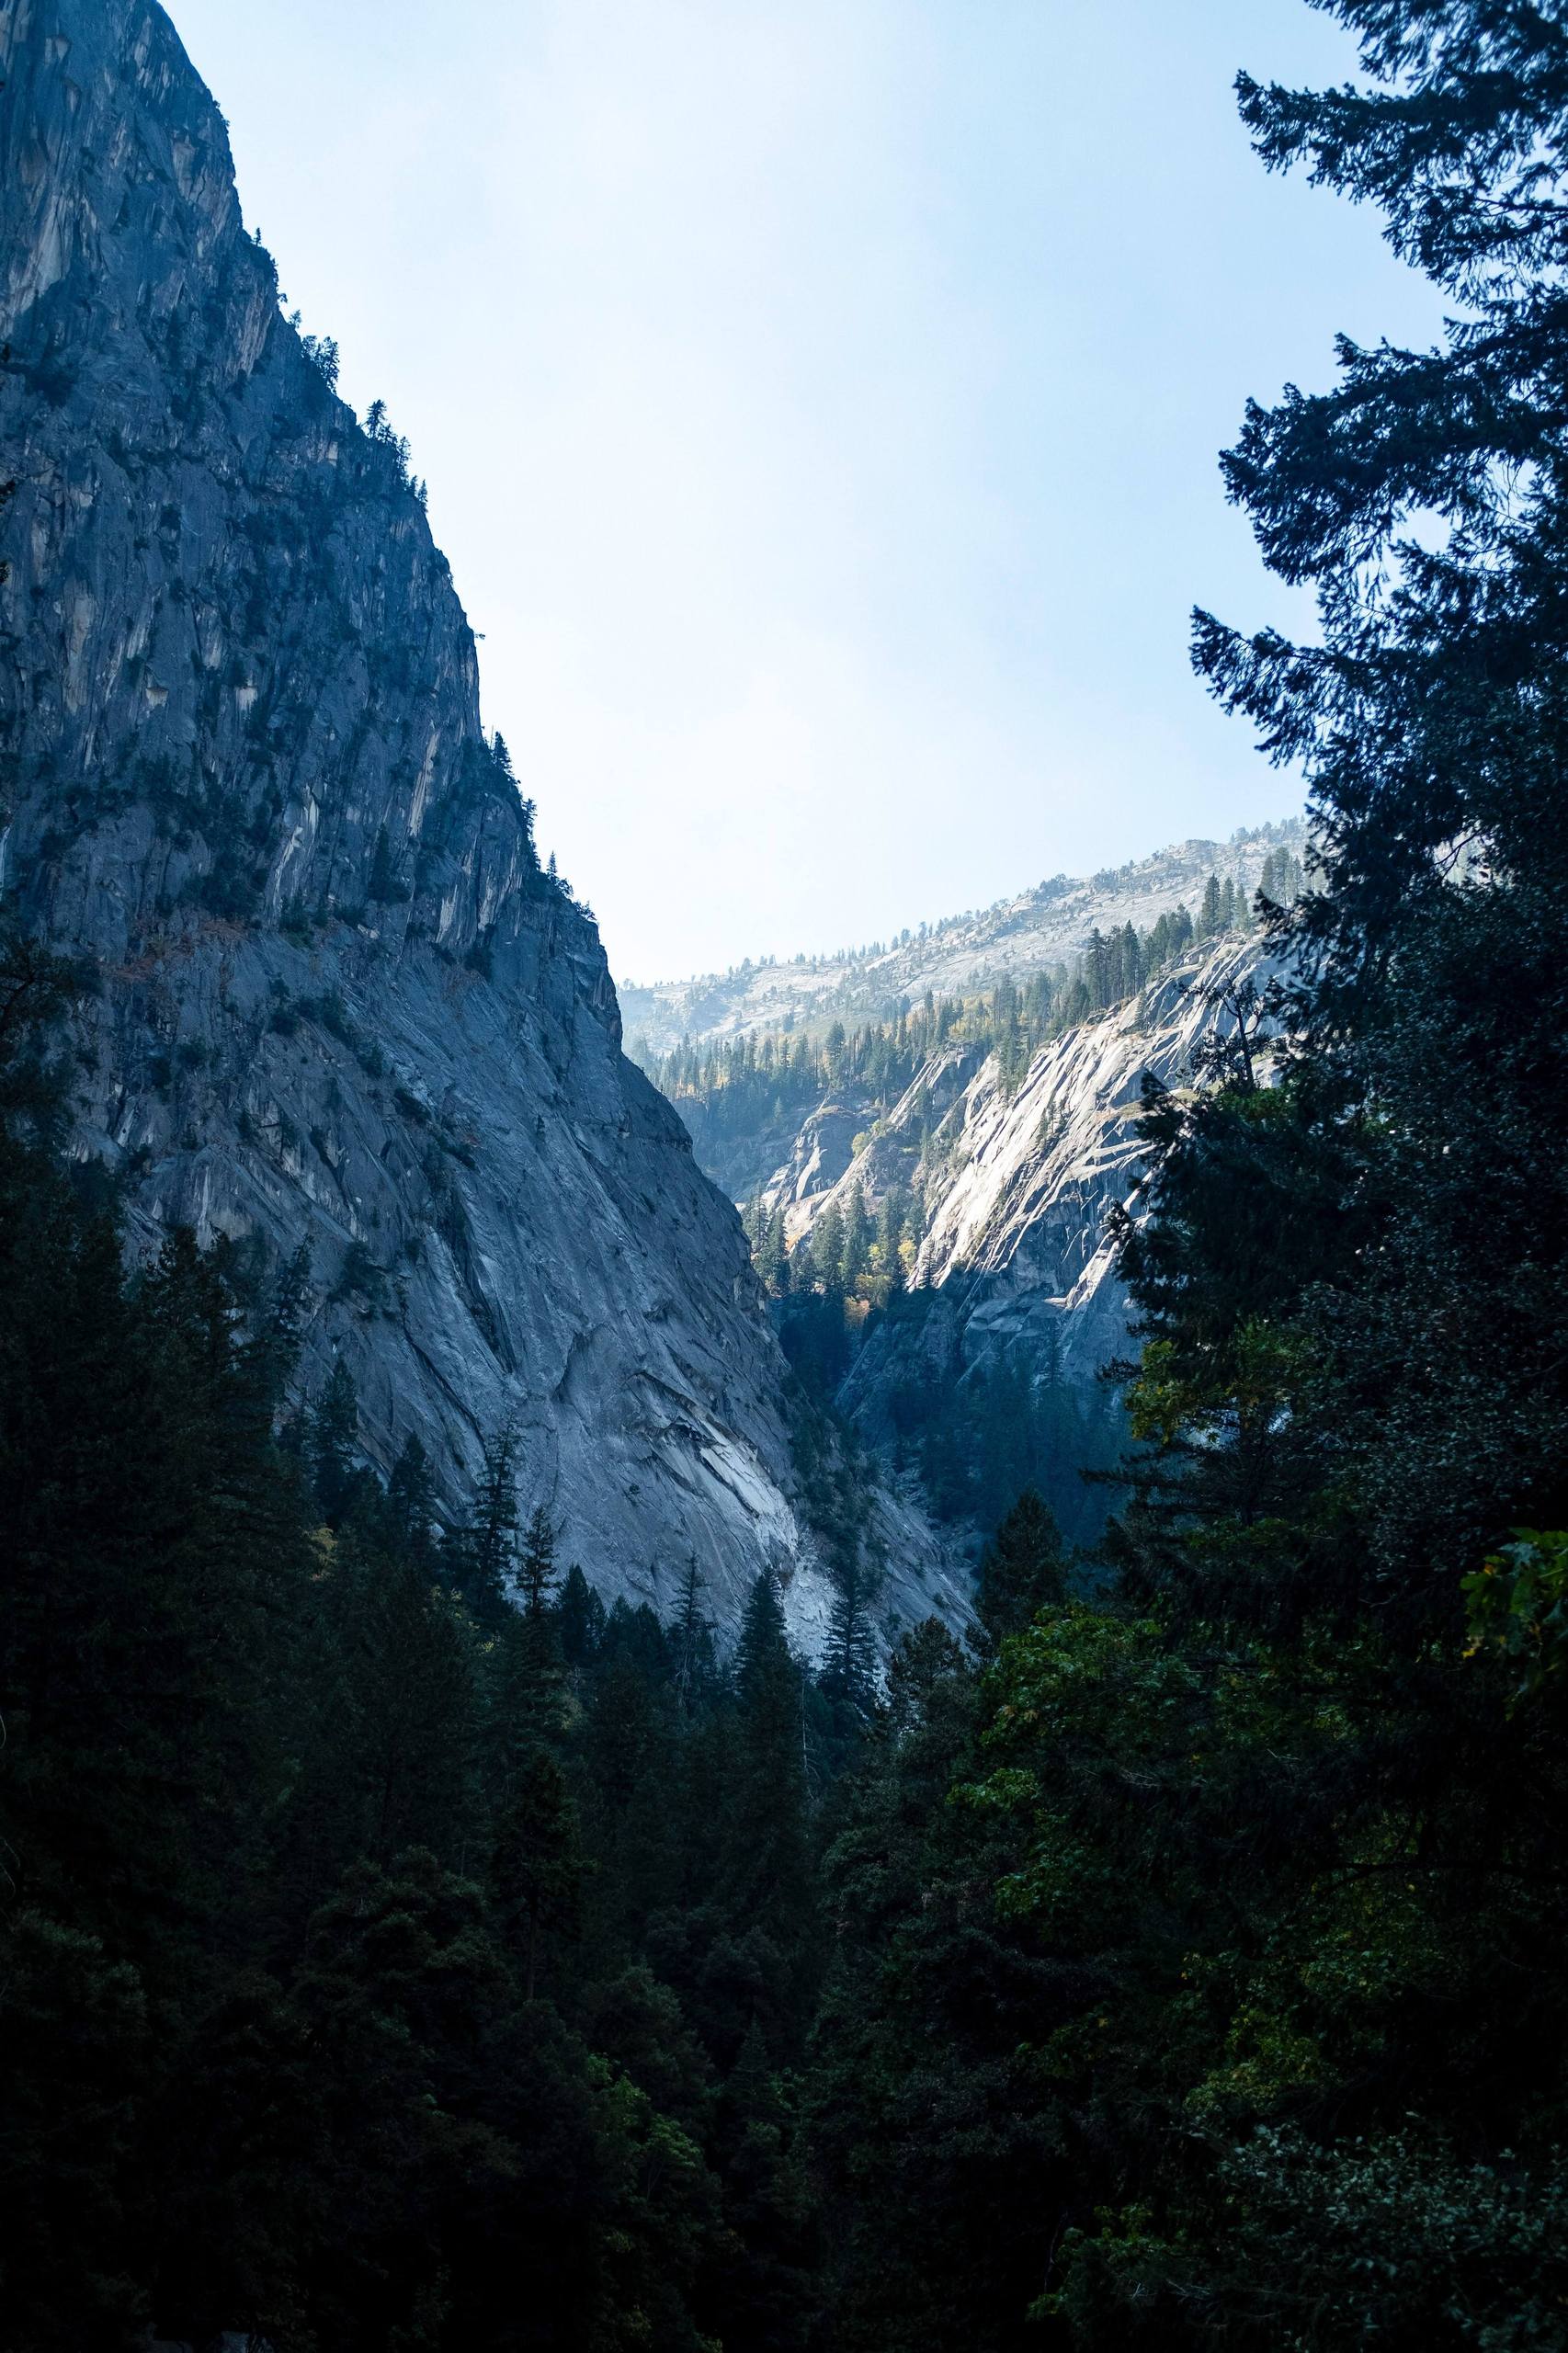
(642, 852, 1292, 1183)
(6, 2, 1568, 2347)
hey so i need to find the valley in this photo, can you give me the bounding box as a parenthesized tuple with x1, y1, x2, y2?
(6, 5, 1563, 2348)
(633, 835, 1302, 1544)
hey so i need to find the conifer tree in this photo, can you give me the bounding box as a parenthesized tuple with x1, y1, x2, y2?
(462, 1423, 519, 1618)
(387, 1432, 438, 1568)
(974, 1486, 1067, 1646)
(811, 1199, 845, 1295)
(491, 1506, 568, 1774)
(491, 1745, 584, 1999)
(672, 1556, 718, 1718)
(838, 1188, 869, 1293)
(877, 1188, 906, 1300)
(517, 1503, 561, 1616)
(311, 1358, 360, 1525)
(558, 1562, 608, 1669)
(820, 1556, 878, 1718)
(253, 1241, 313, 1413)
(724, 1572, 814, 1963)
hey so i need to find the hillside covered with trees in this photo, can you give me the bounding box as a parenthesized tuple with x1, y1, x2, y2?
(6, 3, 1568, 2349)
(640, 845, 1301, 1205)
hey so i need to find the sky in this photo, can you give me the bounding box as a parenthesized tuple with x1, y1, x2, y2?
(173, 0, 1442, 984)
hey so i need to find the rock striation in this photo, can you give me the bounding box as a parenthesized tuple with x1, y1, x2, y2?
(0, 0, 967, 1644)
(846, 941, 1272, 1394)
(756, 938, 1275, 1545)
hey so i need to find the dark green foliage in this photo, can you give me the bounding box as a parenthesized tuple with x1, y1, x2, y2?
(491, 1746, 584, 1998)
(807, 1619, 1066, 2353)
(934, 6, 1568, 2341)
(973, 1484, 1066, 1644)
(17, 8, 1568, 2342)
(0, 936, 843, 2345)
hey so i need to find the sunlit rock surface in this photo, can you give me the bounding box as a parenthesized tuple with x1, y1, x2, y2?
(0, 0, 968, 1645)
(621, 827, 1303, 1055)
(778, 941, 1274, 1540)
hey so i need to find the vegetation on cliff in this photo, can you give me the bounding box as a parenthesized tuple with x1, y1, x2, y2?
(6, 1, 1568, 2347)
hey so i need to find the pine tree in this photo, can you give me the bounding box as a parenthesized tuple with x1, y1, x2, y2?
(724, 1572, 814, 1963)
(820, 1556, 878, 1718)
(310, 1358, 360, 1525)
(517, 1503, 561, 1616)
(387, 1432, 438, 1568)
(252, 1241, 312, 1414)
(558, 1563, 608, 1669)
(491, 1506, 567, 1770)
(672, 1557, 717, 1718)
(1085, 927, 1112, 1008)
(811, 1199, 845, 1295)
(462, 1424, 519, 1617)
(838, 1188, 869, 1294)
(877, 1188, 906, 1300)
(974, 1487, 1066, 1646)
(490, 1745, 583, 1999)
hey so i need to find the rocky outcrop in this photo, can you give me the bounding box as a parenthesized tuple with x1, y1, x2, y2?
(0, 0, 967, 1643)
(765, 940, 1274, 1543)
(848, 938, 1270, 1386)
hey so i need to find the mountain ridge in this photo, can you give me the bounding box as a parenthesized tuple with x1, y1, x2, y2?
(0, 0, 967, 1646)
(621, 815, 1304, 1056)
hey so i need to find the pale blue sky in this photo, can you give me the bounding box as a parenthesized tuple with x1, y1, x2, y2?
(172, 0, 1439, 983)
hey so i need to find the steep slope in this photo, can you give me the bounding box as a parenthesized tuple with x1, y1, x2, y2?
(621, 821, 1303, 1055)
(0, 0, 965, 1643)
(786, 940, 1272, 1545)
(852, 939, 1267, 1366)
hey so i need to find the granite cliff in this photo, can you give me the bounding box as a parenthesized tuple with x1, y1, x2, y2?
(0, 0, 965, 1643)
(621, 821, 1303, 1059)
(835, 939, 1275, 1538)
(670, 932, 1277, 1550)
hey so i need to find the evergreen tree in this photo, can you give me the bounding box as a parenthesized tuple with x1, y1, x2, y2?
(491, 1745, 584, 1999)
(723, 1573, 815, 1989)
(490, 1509, 567, 1779)
(461, 1423, 519, 1618)
(671, 1557, 718, 1718)
(517, 1503, 562, 1615)
(311, 1358, 361, 1524)
(387, 1432, 438, 1567)
(820, 1557, 878, 1718)
(973, 1486, 1067, 1646)
(876, 1187, 907, 1299)
(810, 1199, 845, 1295)
(558, 1563, 608, 1670)
(838, 1187, 870, 1293)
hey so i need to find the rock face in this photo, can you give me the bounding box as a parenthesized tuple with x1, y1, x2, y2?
(0, 0, 966, 1643)
(767, 939, 1271, 1546)
(622, 823, 1304, 1056)
(846, 940, 1270, 1402)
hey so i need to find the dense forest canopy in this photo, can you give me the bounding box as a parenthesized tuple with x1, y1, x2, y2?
(6, 1, 1568, 2347)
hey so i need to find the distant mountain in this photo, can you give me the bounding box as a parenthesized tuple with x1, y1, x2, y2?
(633, 860, 1284, 1549)
(621, 818, 1305, 1057)
(833, 937, 1278, 1541)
